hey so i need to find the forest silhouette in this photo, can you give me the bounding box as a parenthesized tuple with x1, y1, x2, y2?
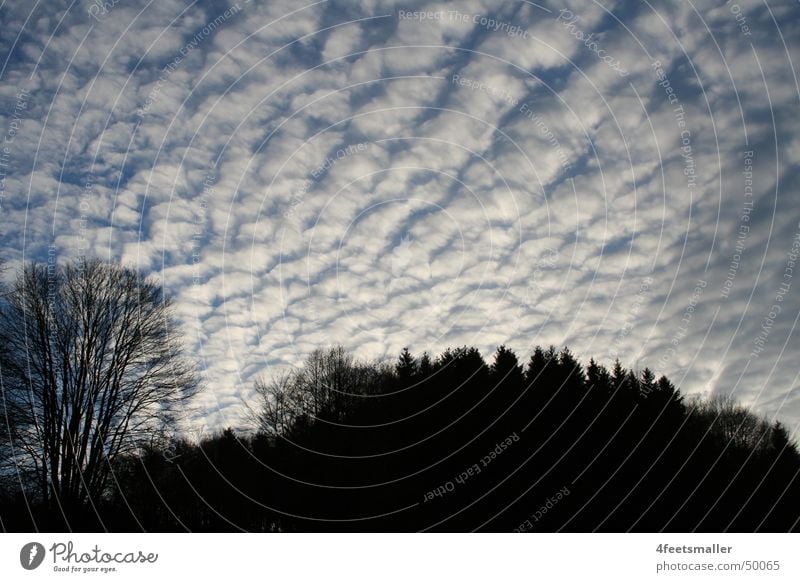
(3, 334, 798, 532)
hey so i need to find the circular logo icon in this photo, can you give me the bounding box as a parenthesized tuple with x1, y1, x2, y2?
(20, 542, 45, 570)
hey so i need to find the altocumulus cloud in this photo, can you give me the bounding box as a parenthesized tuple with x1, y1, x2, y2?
(1, 0, 799, 435)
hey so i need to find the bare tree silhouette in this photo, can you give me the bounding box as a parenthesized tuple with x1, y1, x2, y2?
(0, 258, 200, 519)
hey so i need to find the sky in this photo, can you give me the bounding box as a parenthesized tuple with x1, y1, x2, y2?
(0, 0, 799, 435)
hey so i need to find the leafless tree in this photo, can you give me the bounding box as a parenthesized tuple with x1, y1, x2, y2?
(688, 394, 773, 451)
(297, 346, 360, 420)
(244, 371, 299, 437)
(0, 258, 200, 511)
(0, 257, 13, 496)
(245, 346, 384, 436)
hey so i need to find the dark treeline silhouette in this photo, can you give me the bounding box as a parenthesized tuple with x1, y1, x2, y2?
(3, 332, 798, 531)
